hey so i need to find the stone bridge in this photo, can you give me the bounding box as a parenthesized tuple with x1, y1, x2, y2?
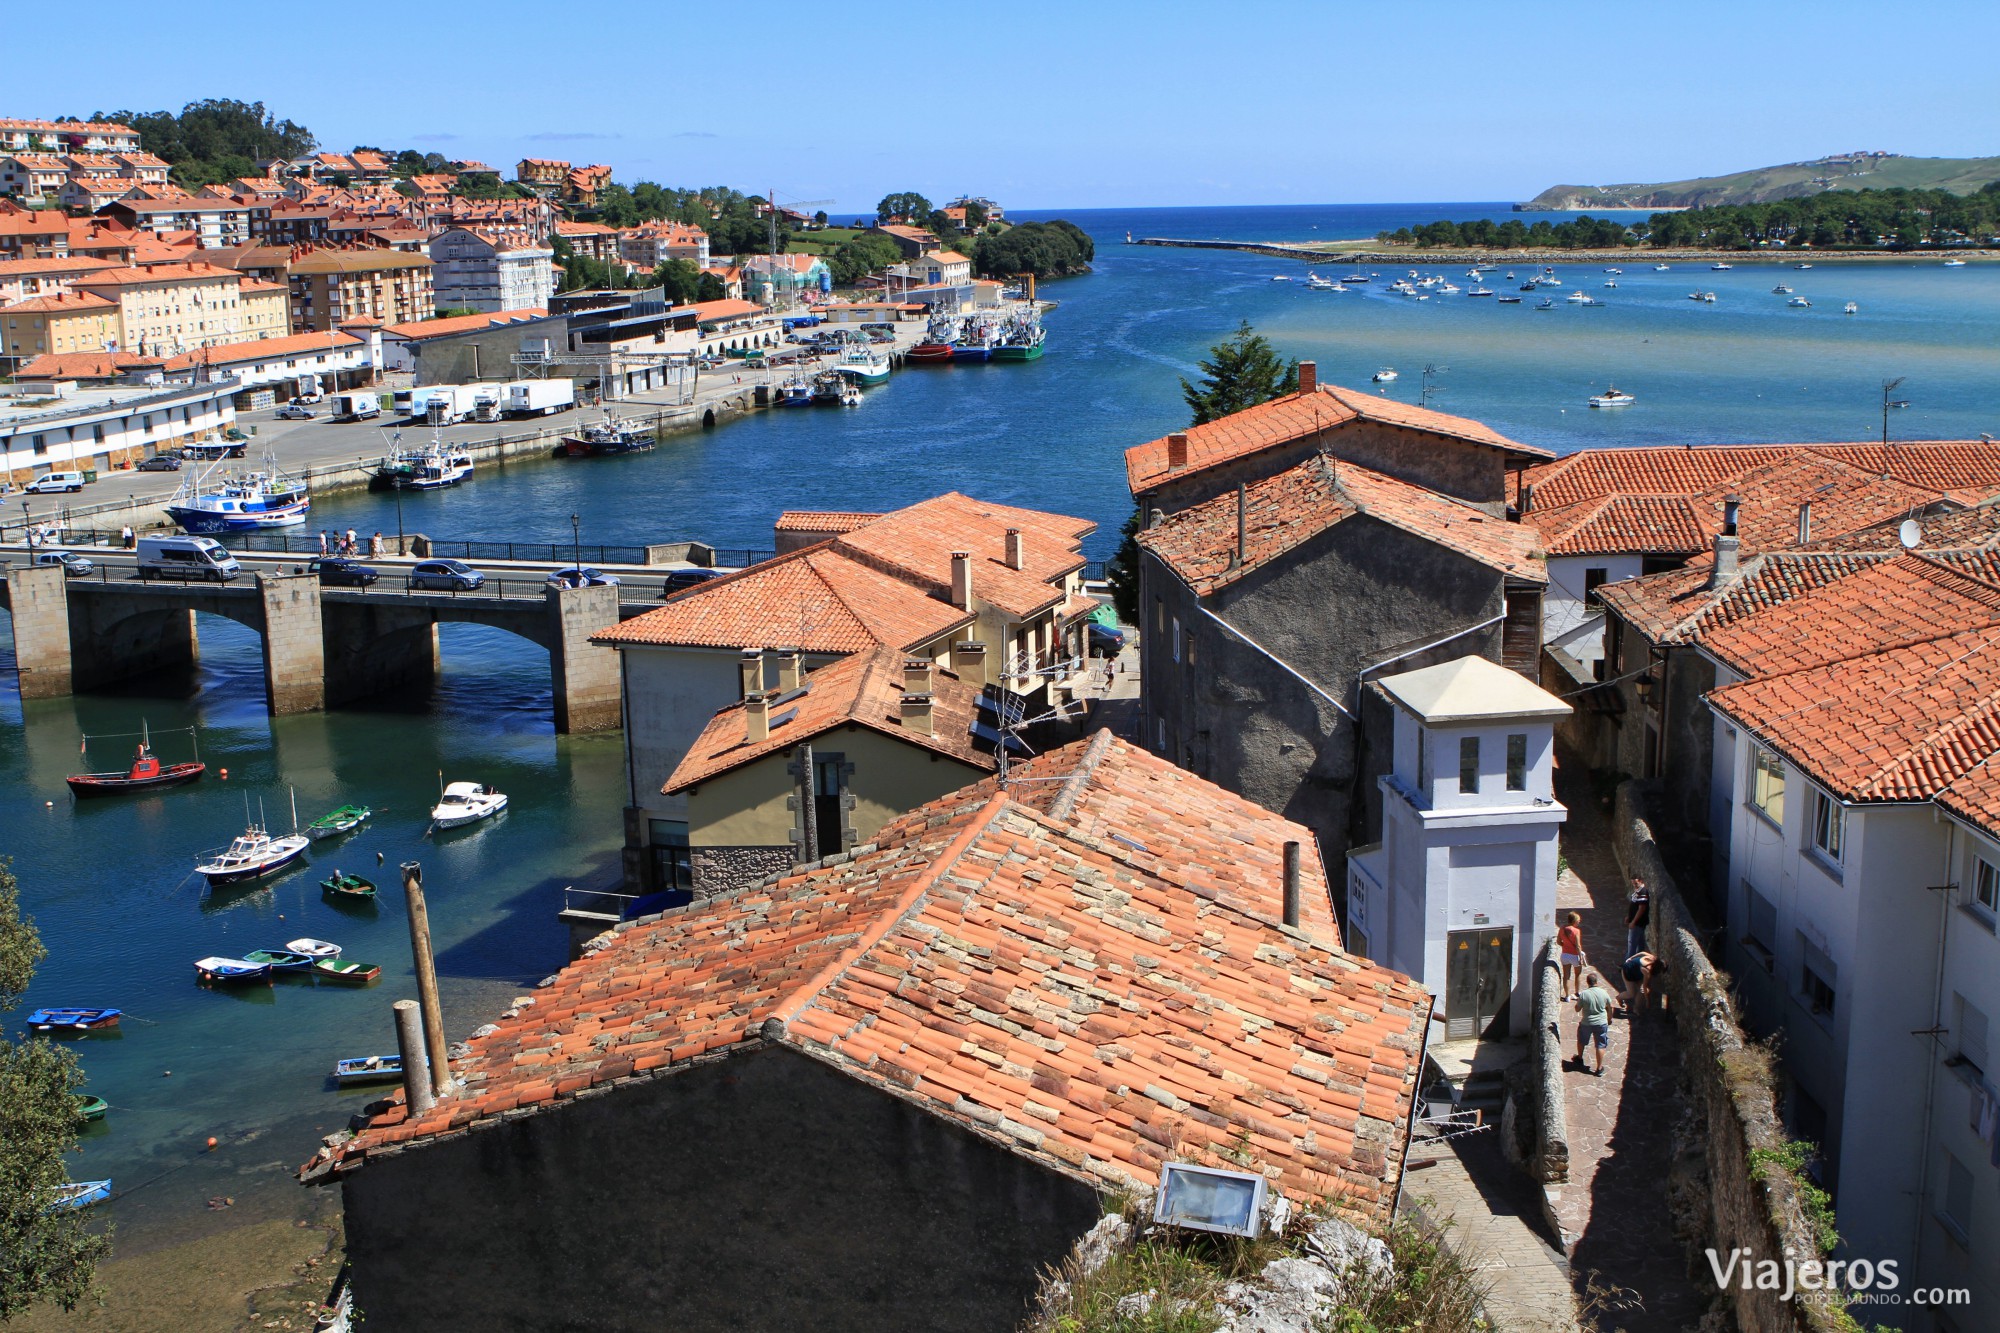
(1, 565, 626, 733)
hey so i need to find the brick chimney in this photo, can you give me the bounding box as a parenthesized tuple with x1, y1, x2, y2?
(955, 640, 987, 679)
(1297, 360, 1316, 394)
(1005, 527, 1025, 571)
(1709, 495, 1742, 588)
(1166, 432, 1188, 470)
(900, 691, 934, 736)
(738, 648, 763, 699)
(950, 550, 973, 609)
(904, 657, 934, 695)
(744, 691, 769, 743)
(775, 648, 802, 693)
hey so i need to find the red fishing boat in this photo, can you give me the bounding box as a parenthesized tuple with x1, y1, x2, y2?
(66, 726, 205, 798)
(907, 342, 955, 364)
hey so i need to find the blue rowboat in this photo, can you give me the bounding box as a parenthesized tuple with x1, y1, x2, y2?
(194, 956, 272, 985)
(27, 1007, 122, 1033)
(53, 1180, 113, 1209)
(335, 1055, 403, 1086)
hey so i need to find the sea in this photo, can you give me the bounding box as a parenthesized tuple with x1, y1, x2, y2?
(3, 202, 1998, 1250)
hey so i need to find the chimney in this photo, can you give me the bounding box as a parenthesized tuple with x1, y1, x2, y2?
(1166, 432, 1188, 469)
(1297, 360, 1316, 394)
(1230, 482, 1247, 570)
(744, 691, 769, 743)
(900, 691, 935, 736)
(950, 550, 973, 609)
(1005, 527, 1025, 571)
(955, 640, 987, 679)
(775, 648, 802, 693)
(1282, 841, 1301, 928)
(1796, 501, 1812, 546)
(738, 648, 763, 699)
(904, 657, 933, 695)
(1710, 494, 1741, 587)
(1148, 506, 1165, 530)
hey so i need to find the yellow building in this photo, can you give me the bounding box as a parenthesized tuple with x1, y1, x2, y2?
(663, 647, 1001, 894)
(287, 249, 435, 332)
(69, 260, 269, 357)
(238, 277, 290, 338)
(2, 289, 119, 359)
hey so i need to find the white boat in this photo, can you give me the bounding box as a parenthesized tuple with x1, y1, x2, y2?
(376, 434, 472, 490)
(1602, 279, 1617, 289)
(1844, 301, 1859, 315)
(432, 781, 507, 828)
(286, 938, 342, 959)
(1944, 258, 1968, 267)
(1603, 267, 1623, 274)
(167, 457, 310, 534)
(1795, 262, 1813, 269)
(1772, 284, 1793, 293)
(1435, 282, 1461, 295)
(1372, 367, 1398, 383)
(1467, 286, 1494, 297)
(1303, 273, 1338, 290)
(1711, 262, 1734, 271)
(1565, 290, 1590, 303)
(1653, 263, 1671, 272)
(1270, 274, 1292, 281)
(195, 823, 309, 885)
(1788, 296, 1812, 308)
(1589, 387, 1636, 409)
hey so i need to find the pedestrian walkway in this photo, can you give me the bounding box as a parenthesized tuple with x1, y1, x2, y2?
(1551, 757, 1704, 1332)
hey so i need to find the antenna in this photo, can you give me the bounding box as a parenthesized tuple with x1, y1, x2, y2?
(1899, 518, 1922, 549)
(1881, 376, 1909, 446)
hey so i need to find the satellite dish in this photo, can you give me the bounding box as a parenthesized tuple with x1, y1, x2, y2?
(1899, 518, 1922, 550)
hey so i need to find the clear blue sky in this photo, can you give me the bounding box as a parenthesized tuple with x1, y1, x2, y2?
(24, 0, 2000, 211)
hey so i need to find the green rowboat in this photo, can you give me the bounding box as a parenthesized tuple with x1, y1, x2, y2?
(312, 959, 381, 985)
(76, 1095, 108, 1122)
(306, 804, 372, 841)
(320, 871, 376, 900)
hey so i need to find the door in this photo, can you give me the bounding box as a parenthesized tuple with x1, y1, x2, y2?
(1444, 927, 1515, 1040)
(813, 756, 845, 856)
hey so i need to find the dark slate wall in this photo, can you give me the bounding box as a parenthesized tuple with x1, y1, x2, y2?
(341, 1043, 1102, 1333)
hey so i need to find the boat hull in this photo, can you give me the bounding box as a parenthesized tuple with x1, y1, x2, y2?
(197, 840, 308, 885)
(27, 1008, 122, 1033)
(948, 346, 991, 363)
(66, 762, 205, 796)
(991, 343, 1043, 361)
(908, 344, 954, 363)
(168, 498, 309, 534)
(335, 1056, 403, 1086)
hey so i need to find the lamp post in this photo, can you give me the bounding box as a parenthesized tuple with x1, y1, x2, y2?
(571, 511, 581, 577)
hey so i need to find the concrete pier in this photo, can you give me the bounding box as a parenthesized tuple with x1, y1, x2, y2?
(2, 564, 73, 698)
(547, 582, 621, 733)
(259, 572, 326, 714)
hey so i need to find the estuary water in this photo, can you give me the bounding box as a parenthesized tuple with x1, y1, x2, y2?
(3, 202, 1999, 1246)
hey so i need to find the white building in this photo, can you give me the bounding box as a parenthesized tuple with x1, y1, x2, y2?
(1346, 655, 1569, 1039)
(1, 376, 236, 486)
(428, 227, 555, 313)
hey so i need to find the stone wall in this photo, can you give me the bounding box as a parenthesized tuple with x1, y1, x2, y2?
(690, 844, 795, 897)
(1614, 781, 1849, 1333)
(1529, 935, 1569, 1188)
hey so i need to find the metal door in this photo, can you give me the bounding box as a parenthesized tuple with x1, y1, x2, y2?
(1444, 927, 1515, 1040)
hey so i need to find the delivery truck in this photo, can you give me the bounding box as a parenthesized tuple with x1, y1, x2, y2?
(330, 391, 381, 421)
(504, 379, 576, 418)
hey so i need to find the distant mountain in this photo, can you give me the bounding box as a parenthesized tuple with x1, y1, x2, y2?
(1521, 153, 2000, 211)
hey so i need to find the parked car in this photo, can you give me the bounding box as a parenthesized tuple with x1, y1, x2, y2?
(547, 566, 620, 588)
(407, 559, 485, 591)
(1087, 622, 1127, 657)
(25, 471, 84, 494)
(302, 556, 379, 587)
(277, 404, 317, 421)
(660, 567, 725, 597)
(136, 454, 182, 472)
(32, 549, 93, 577)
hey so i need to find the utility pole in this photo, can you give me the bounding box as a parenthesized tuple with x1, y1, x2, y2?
(400, 861, 451, 1098)
(1881, 376, 1909, 447)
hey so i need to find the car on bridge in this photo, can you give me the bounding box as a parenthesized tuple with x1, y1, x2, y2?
(659, 567, 725, 597)
(302, 557, 379, 587)
(546, 567, 620, 589)
(32, 549, 93, 577)
(407, 559, 485, 592)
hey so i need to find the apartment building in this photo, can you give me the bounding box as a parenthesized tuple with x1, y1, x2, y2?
(287, 248, 435, 331)
(618, 220, 709, 270)
(428, 227, 553, 313)
(2, 290, 119, 361)
(98, 194, 256, 248)
(52, 260, 283, 356)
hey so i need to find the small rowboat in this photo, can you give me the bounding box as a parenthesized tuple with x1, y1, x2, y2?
(312, 959, 381, 986)
(26, 1007, 122, 1033)
(334, 1054, 403, 1086)
(320, 872, 376, 900)
(287, 938, 342, 960)
(194, 956, 273, 985)
(306, 804, 372, 841)
(53, 1180, 113, 1210)
(244, 948, 315, 971)
(66, 739, 204, 798)
(76, 1095, 109, 1121)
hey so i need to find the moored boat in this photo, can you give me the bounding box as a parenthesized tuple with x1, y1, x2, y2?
(334, 1055, 403, 1086)
(306, 804, 371, 840)
(1589, 386, 1637, 408)
(194, 955, 273, 985)
(1372, 367, 1398, 383)
(558, 416, 654, 457)
(167, 457, 310, 534)
(320, 871, 377, 900)
(376, 434, 475, 486)
(244, 948, 316, 971)
(1844, 301, 1859, 315)
(76, 1094, 109, 1121)
(312, 959, 381, 986)
(811, 371, 860, 406)
(775, 375, 815, 408)
(837, 343, 894, 380)
(195, 823, 309, 885)
(53, 1180, 113, 1209)
(991, 313, 1046, 361)
(432, 781, 507, 828)
(287, 937, 342, 959)
(1788, 295, 1812, 308)
(26, 1008, 122, 1034)
(67, 726, 204, 797)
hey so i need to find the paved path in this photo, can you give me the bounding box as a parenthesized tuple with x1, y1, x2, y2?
(1409, 1122, 1578, 1332)
(1552, 758, 1705, 1332)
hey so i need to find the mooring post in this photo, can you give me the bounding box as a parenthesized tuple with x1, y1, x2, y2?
(400, 860, 451, 1097)
(392, 998, 435, 1115)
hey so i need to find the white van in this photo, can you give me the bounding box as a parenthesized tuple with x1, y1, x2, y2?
(26, 470, 85, 494)
(137, 534, 241, 582)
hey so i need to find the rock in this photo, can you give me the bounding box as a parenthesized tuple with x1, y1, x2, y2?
(1113, 1291, 1155, 1320)
(1073, 1213, 1131, 1277)
(1215, 1258, 1340, 1333)
(1302, 1216, 1392, 1288)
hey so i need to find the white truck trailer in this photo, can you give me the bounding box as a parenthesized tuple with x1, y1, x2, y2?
(504, 379, 576, 417)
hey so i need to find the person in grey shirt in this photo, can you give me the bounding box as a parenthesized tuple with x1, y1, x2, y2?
(1573, 972, 1612, 1075)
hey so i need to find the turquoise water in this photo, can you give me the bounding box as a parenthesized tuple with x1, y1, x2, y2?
(3, 202, 1999, 1243)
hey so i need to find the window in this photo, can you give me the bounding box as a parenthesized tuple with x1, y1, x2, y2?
(1743, 883, 1778, 970)
(1458, 736, 1480, 794)
(1171, 617, 1181, 663)
(1154, 597, 1164, 635)
(1506, 733, 1528, 790)
(1416, 732, 1429, 792)
(1974, 857, 1999, 918)
(647, 819, 691, 891)
(1954, 993, 1989, 1076)
(1799, 938, 1836, 1019)
(1938, 1151, 1973, 1244)
(1583, 568, 1609, 605)
(1750, 746, 1786, 825)
(1809, 789, 1843, 863)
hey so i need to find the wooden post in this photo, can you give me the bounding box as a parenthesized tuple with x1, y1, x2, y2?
(400, 861, 451, 1097)
(392, 998, 435, 1115)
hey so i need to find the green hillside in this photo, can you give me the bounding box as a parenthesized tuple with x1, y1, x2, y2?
(1522, 153, 2000, 210)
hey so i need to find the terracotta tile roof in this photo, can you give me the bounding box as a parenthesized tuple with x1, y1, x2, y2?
(1517, 440, 2000, 514)
(1709, 628, 2000, 803)
(689, 298, 764, 322)
(835, 492, 1094, 620)
(665, 647, 997, 792)
(1936, 756, 2000, 841)
(307, 734, 1426, 1218)
(1140, 454, 1545, 596)
(289, 248, 432, 274)
(1691, 454, 1942, 551)
(14, 350, 163, 379)
(555, 220, 618, 236)
(0, 119, 138, 136)
(1800, 501, 2000, 554)
(1597, 552, 1887, 647)
(72, 260, 239, 287)
(1530, 494, 1714, 556)
(162, 330, 362, 369)
(0, 212, 68, 237)
(874, 224, 938, 244)
(1127, 385, 1549, 498)
(774, 510, 882, 533)
(1698, 554, 2000, 677)
(0, 256, 119, 277)
(381, 308, 550, 340)
(1923, 550, 2000, 587)
(1, 290, 114, 312)
(595, 545, 973, 653)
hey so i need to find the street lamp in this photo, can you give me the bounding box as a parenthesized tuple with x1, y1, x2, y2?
(571, 511, 582, 578)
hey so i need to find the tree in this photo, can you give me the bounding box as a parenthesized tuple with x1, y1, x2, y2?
(827, 233, 904, 286)
(963, 200, 988, 229)
(812, 210, 828, 227)
(876, 191, 932, 224)
(1108, 323, 1299, 621)
(652, 259, 704, 304)
(696, 271, 727, 302)
(0, 859, 112, 1318)
(971, 220, 1094, 279)
(91, 99, 315, 189)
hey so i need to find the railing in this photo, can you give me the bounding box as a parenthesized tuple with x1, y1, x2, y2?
(13, 529, 776, 572)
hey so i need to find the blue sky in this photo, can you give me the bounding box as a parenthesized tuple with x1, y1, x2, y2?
(24, 0, 2000, 210)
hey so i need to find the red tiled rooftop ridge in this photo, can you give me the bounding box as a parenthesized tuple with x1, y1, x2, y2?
(307, 735, 1428, 1218)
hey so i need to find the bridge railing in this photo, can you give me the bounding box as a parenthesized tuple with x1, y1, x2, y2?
(61, 562, 665, 604)
(19, 527, 776, 572)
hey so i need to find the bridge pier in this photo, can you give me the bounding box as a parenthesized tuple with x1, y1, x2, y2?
(322, 602, 440, 707)
(3, 565, 73, 699)
(69, 594, 199, 692)
(259, 573, 325, 715)
(547, 583, 621, 733)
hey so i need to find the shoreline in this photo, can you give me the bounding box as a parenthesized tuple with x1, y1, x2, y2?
(1130, 237, 1998, 266)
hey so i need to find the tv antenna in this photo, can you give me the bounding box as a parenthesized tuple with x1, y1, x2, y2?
(1420, 364, 1449, 410)
(1881, 376, 1910, 446)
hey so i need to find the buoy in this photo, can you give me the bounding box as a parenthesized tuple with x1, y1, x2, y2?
(206, 1136, 218, 1150)
(219, 768, 229, 780)
(46, 800, 53, 807)
(163, 1070, 172, 1077)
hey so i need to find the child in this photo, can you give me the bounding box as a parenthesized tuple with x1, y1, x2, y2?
(1557, 911, 1585, 999)
(1573, 972, 1612, 1075)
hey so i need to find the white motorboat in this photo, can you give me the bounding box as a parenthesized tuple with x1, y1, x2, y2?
(1772, 284, 1793, 294)
(1436, 282, 1461, 295)
(1795, 262, 1813, 269)
(1603, 267, 1623, 274)
(1710, 262, 1734, 270)
(1566, 290, 1590, 303)
(1603, 279, 1618, 289)
(196, 824, 309, 885)
(286, 938, 342, 959)
(1589, 387, 1636, 409)
(1303, 273, 1338, 290)
(1270, 274, 1292, 281)
(1944, 258, 1968, 267)
(432, 781, 507, 828)
(1653, 263, 1671, 271)
(1467, 286, 1494, 297)
(1788, 296, 1812, 308)
(1372, 367, 1398, 383)
(1844, 302, 1859, 315)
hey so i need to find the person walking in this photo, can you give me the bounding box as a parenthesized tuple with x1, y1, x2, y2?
(1557, 911, 1585, 999)
(1620, 951, 1667, 1016)
(1625, 876, 1651, 959)
(371, 531, 383, 557)
(345, 527, 357, 556)
(1573, 972, 1612, 1075)
(319, 529, 329, 557)
(121, 524, 135, 550)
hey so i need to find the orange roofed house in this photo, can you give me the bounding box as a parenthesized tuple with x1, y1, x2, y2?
(301, 732, 1430, 1331)
(594, 493, 1097, 898)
